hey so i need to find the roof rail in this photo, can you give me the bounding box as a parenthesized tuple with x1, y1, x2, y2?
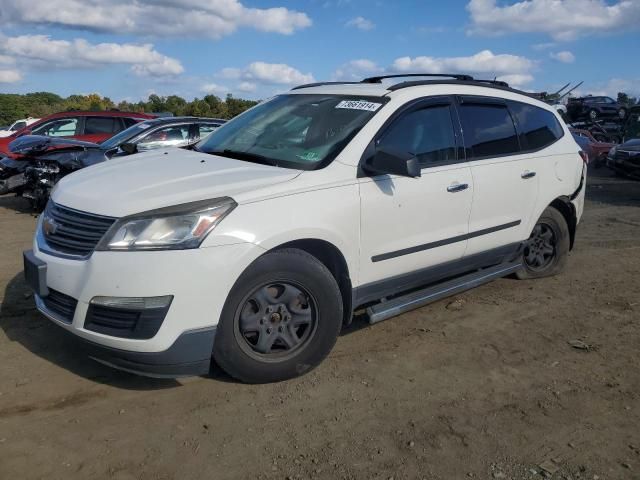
(361, 73, 474, 83)
(291, 81, 361, 91)
(473, 79, 510, 88)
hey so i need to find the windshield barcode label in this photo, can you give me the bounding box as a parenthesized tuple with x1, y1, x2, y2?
(335, 100, 382, 112)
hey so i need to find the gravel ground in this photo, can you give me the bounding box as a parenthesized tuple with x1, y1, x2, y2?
(0, 168, 638, 480)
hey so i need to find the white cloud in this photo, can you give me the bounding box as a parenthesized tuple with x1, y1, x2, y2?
(0, 69, 21, 82)
(0, 0, 311, 39)
(332, 51, 536, 88)
(332, 59, 382, 81)
(532, 42, 556, 51)
(238, 82, 257, 93)
(390, 50, 534, 77)
(550, 51, 576, 64)
(467, 0, 640, 41)
(0, 34, 183, 76)
(201, 83, 228, 95)
(345, 16, 375, 31)
(218, 61, 314, 86)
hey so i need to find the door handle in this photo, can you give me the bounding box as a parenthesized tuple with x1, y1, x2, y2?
(521, 171, 536, 179)
(447, 183, 469, 193)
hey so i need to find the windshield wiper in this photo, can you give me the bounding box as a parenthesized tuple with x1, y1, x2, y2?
(208, 149, 279, 167)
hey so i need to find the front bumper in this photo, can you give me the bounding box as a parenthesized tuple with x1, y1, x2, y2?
(25, 239, 264, 377)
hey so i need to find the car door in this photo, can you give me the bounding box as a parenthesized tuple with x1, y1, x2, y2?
(358, 97, 473, 287)
(79, 116, 125, 143)
(135, 124, 191, 151)
(456, 97, 539, 257)
(30, 117, 81, 139)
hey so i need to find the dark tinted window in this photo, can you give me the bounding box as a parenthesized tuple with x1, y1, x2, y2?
(509, 101, 564, 151)
(84, 117, 121, 135)
(459, 103, 520, 159)
(122, 117, 139, 128)
(378, 105, 457, 166)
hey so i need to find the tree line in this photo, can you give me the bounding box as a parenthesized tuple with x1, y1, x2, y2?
(0, 92, 259, 125)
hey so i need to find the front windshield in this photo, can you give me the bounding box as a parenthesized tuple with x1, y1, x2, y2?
(100, 121, 154, 149)
(196, 94, 387, 169)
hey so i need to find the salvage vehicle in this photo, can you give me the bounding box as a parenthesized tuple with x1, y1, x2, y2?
(569, 128, 614, 167)
(0, 117, 225, 209)
(23, 74, 586, 383)
(0, 117, 40, 137)
(606, 106, 640, 179)
(567, 96, 627, 122)
(0, 110, 155, 156)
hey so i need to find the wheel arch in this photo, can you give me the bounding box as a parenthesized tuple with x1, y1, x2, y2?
(272, 238, 353, 325)
(549, 196, 577, 250)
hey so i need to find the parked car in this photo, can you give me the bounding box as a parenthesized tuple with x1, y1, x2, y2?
(567, 96, 627, 122)
(0, 110, 155, 156)
(0, 117, 226, 209)
(23, 74, 586, 383)
(606, 106, 640, 179)
(569, 128, 614, 167)
(0, 117, 40, 137)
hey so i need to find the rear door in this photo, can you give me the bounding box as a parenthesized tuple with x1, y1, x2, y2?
(358, 97, 473, 287)
(79, 116, 125, 143)
(456, 97, 538, 257)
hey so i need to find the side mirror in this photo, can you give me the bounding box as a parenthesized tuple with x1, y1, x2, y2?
(120, 143, 138, 155)
(363, 146, 421, 178)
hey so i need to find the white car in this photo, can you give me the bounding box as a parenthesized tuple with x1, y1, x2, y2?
(0, 117, 40, 137)
(24, 74, 586, 383)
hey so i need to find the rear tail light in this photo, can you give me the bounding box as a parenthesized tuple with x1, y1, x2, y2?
(579, 150, 589, 164)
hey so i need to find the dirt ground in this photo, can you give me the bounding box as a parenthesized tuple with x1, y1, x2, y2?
(0, 168, 638, 480)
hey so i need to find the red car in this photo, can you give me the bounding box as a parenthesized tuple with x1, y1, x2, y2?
(0, 111, 156, 156)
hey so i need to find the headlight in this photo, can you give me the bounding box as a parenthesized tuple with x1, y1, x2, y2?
(96, 197, 236, 251)
(608, 145, 617, 159)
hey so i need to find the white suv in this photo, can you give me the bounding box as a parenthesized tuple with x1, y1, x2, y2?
(24, 74, 586, 383)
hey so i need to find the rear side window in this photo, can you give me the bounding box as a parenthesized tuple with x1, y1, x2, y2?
(509, 101, 564, 151)
(378, 105, 457, 166)
(458, 103, 520, 159)
(198, 123, 221, 139)
(84, 117, 121, 135)
(122, 118, 139, 128)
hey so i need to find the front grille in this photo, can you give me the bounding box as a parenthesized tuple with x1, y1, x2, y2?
(42, 289, 77, 323)
(42, 202, 116, 257)
(84, 303, 170, 339)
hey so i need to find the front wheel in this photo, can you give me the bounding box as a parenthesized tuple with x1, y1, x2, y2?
(516, 207, 570, 279)
(213, 248, 343, 383)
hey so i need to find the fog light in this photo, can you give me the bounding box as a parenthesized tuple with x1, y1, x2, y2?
(90, 295, 173, 310)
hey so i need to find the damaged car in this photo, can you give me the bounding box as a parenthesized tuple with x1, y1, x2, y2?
(0, 116, 225, 209)
(607, 106, 640, 179)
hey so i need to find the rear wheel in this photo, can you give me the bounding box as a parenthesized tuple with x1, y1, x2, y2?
(213, 248, 343, 383)
(588, 109, 598, 121)
(516, 207, 570, 279)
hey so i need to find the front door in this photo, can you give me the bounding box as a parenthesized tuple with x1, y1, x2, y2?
(358, 97, 473, 287)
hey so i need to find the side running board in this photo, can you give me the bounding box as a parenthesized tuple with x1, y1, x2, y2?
(366, 261, 522, 324)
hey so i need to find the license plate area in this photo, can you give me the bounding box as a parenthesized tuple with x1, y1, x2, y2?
(23, 250, 49, 297)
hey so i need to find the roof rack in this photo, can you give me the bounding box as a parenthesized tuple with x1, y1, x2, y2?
(361, 73, 474, 83)
(291, 81, 361, 91)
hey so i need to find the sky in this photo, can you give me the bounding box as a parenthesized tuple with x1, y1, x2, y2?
(0, 0, 639, 102)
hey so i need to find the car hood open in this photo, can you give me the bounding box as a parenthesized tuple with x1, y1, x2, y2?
(52, 147, 303, 217)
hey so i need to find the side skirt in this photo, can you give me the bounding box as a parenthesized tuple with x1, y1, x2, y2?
(366, 260, 522, 324)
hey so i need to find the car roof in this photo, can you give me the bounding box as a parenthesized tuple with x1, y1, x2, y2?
(144, 116, 227, 125)
(43, 110, 155, 119)
(288, 80, 553, 110)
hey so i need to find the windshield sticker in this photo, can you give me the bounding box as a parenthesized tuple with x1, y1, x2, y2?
(335, 100, 382, 112)
(296, 151, 320, 162)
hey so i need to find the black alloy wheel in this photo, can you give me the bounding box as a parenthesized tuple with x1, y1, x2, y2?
(523, 223, 556, 271)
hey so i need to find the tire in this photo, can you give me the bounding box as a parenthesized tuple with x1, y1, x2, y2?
(213, 248, 343, 383)
(618, 108, 626, 120)
(588, 109, 598, 121)
(516, 207, 570, 280)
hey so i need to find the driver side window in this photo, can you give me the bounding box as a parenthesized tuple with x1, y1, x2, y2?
(377, 105, 457, 167)
(32, 118, 79, 137)
(136, 125, 191, 150)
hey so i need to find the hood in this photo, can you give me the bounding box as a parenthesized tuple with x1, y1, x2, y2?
(52, 147, 302, 217)
(9, 135, 99, 155)
(619, 139, 640, 151)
